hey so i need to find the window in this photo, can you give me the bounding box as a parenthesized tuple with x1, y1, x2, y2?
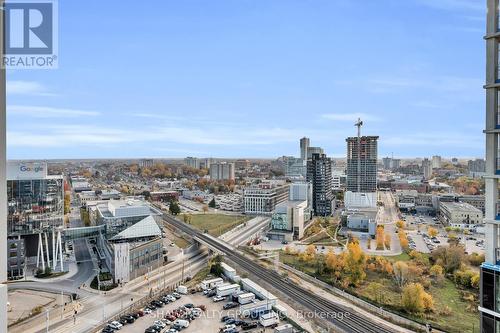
(483, 268, 495, 311)
(483, 313, 495, 333)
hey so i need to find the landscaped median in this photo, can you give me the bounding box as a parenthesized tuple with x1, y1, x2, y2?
(180, 213, 252, 237)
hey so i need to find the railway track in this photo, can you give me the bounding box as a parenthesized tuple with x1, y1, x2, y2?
(162, 213, 396, 333)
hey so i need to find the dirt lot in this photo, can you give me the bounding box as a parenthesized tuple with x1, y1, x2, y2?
(118, 291, 282, 333)
(8, 289, 71, 326)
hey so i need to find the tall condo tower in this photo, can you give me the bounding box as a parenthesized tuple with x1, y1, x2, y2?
(480, 1, 500, 331)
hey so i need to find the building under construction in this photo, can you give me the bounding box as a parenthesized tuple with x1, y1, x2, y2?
(346, 135, 379, 193)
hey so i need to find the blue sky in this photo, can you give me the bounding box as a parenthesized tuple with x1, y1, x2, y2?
(7, 0, 486, 160)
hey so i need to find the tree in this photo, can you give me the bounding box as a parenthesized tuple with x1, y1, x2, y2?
(384, 234, 391, 250)
(398, 228, 409, 250)
(376, 226, 385, 250)
(300, 245, 317, 263)
(393, 261, 409, 289)
(202, 205, 209, 214)
(432, 245, 465, 273)
(343, 240, 367, 286)
(208, 198, 216, 208)
(402, 283, 433, 313)
(396, 220, 405, 229)
(169, 201, 181, 215)
(428, 226, 438, 237)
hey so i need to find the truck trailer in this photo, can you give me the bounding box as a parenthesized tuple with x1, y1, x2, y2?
(216, 283, 241, 297)
(238, 292, 256, 305)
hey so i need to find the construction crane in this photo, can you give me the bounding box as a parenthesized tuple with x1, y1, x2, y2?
(354, 118, 363, 192)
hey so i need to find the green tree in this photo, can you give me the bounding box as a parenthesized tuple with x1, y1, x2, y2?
(169, 201, 181, 215)
(208, 198, 216, 208)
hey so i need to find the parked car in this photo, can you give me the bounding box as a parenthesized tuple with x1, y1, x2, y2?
(213, 296, 225, 302)
(242, 322, 258, 330)
(153, 320, 166, 328)
(223, 302, 238, 310)
(143, 307, 153, 314)
(184, 303, 194, 308)
(172, 292, 181, 299)
(120, 315, 135, 324)
(101, 327, 114, 333)
(107, 321, 123, 330)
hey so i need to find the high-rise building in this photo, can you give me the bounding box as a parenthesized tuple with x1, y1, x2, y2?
(284, 156, 306, 178)
(307, 153, 334, 216)
(200, 158, 213, 169)
(184, 157, 200, 169)
(481, 3, 500, 330)
(307, 146, 324, 159)
(468, 158, 486, 177)
(382, 157, 392, 170)
(346, 136, 378, 192)
(422, 158, 432, 180)
(6, 162, 64, 279)
(431, 155, 442, 169)
(209, 162, 235, 180)
(300, 137, 310, 160)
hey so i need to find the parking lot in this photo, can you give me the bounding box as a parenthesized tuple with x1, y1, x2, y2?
(107, 291, 282, 333)
(402, 213, 485, 255)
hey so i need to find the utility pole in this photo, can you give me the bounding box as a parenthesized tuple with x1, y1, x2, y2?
(354, 118, 363, 192)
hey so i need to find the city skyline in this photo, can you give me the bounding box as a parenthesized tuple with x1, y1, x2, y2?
(7, 0, 485, 159)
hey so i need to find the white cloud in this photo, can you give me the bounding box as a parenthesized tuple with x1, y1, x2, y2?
(321, 113, 380, 122)
(8, 105, 100, 118)
(7, 81, 56, 96)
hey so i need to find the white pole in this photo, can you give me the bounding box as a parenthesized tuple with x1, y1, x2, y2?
(52, 230, 56, 270)
(40, 233, 45, 271)
(53, 231, 59, 270)
(58, 230, 63, 271)
(44, 232, 50, 268)
(46, 309, 49, 333)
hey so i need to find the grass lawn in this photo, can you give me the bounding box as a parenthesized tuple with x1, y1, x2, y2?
(188, 214, 251, 236)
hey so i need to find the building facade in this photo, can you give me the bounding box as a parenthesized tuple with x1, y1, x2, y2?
(431, 155, 442, 169)
(300, 137, 310, 160)
(284, 156, 306, 179)
(468, 158, 486, 177)
(422, 158, 432, 180)
(243, 182, 289, 215)
(307, 153, 334, 216)
(439, 202, 483, 227)
(346, 136, 378, 192)
(184, 157, 200, 169)
(210, 162, 235, 180)
(7, 162, 64, 279)
(480, 3, 500, 329)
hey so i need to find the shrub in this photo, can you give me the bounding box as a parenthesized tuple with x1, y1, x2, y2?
(402, 283, 433, 313)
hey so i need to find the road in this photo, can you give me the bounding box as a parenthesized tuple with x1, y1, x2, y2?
(9, 252, 208, 333)
(162, 213, 396, 333)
